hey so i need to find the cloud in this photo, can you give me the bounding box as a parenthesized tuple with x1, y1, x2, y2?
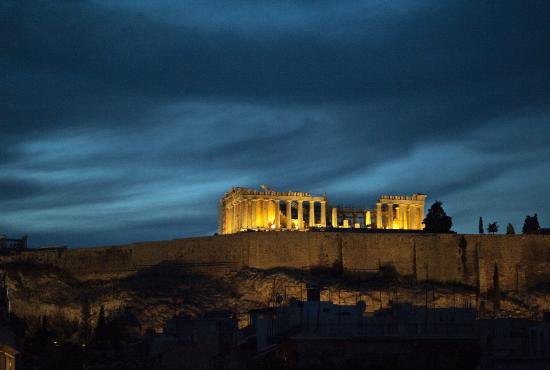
(1, 0, 549, 245)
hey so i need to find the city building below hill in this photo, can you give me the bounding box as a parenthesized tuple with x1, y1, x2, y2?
(147, 284, 550, 370)
(0, 236, 27, 252)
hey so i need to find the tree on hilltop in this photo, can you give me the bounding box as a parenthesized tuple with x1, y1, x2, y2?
(94, 305, 107, 342)
(487, 222, 498, 234)
(522, 214, 540, 234)
(492, 264, 501, 313)
(479, 217, 484, 234)
(423, 201, 452, 233)
(80, 299, 92, 341)
(506, 223, 515, 235)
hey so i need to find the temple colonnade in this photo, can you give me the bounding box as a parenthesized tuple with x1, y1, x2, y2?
(330, 194, 427, 230)
(219, 188, 427, 234)
(375, 194, 427, 230)
(331, 207, 373, 229)
(220, 188, 327, 234)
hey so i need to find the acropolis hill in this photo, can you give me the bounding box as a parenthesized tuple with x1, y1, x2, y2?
(4, 232, 550, 293)
(1, 186, 549, 331)
(1, 232, 550, 332)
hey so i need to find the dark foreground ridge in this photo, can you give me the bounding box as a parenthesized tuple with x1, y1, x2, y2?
(1, 232, 550, 369)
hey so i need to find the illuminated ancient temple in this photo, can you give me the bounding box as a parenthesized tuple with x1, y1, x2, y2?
(219, 186, 327, 234)
(375, 194, 427, 230)
(218, 186, 426, 234)
(330, 194, 426, 230)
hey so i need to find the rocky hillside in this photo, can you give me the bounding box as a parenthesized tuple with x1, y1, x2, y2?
(3, 260, 550, 333)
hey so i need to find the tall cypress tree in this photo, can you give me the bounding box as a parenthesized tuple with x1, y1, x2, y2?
(80, 299, 92, 341)
(479, 217, 484, 234)
(423, 201, 452, 233)
(493, 264, 500, 313)
(522, 214, 541, 234)
(94, 305, 107, 342)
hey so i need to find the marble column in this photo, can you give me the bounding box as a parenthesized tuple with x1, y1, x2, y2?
(398, 205, 402, 229)
(309, 201, 315, 227)
(227, 203, 231, 233)
(242, 200, 249, 230)
(388, 204, 394, 229)
(238, 200, 243, 231)
(252, 199, 258, 228)
(232, 202, 237, 232)
(248, 200, 254, 228)
(410, 205, 416, 229)
(332, 207, 338, 228)
(403, 205, 409, 230)
(263, 200, 270, 229)
(320, 201, 326, 227)
(286, 200, 292, 229)
(225, 204, 232, 234)
(225, 206, 231, 234)
(395, 206, 400, 229)
(235, 201, 240, 231)
(410, 204, 421, 230)
(376, 202, 382, 229)
(297, 201, 304, 230)
(274, 200, 280, 229)
(222, 206, 226, 234)
(365, 210, 371, 227)
(256, 199, 263, 228)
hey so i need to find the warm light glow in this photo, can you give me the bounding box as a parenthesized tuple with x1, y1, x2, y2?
(267, 201, 276, 224)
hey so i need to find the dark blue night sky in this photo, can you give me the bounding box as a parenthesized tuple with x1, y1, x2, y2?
(2, 1, 550, 247)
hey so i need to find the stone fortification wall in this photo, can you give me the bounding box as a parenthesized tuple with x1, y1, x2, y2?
(341, 233, 550, 293)
(245, 232, 342, 270)
(1, 233, 549, 293)
(341, 234, 415, 276)
(0, 235, 245, 279)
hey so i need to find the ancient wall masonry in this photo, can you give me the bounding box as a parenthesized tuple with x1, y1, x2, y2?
(1, 233, 549, 293)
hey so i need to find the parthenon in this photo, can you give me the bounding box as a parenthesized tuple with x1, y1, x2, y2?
(219, 187, 327, 234)
(218, 186, 427, 234)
